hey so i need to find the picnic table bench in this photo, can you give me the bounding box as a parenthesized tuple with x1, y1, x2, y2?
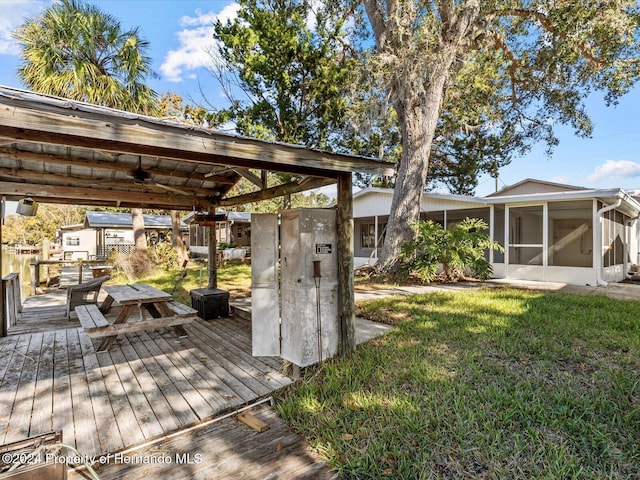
(75, 284, 198, 351)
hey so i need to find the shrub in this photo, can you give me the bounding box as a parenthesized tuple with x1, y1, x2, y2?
(400, 217, 504, 282)
(149, 241, 179, 270)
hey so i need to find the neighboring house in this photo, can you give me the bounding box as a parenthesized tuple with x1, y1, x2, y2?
(354, 179, 640, 286)
(182, 211, 251, 257)
(61, 212, 187, 260)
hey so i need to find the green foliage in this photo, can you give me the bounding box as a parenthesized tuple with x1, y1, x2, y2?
(281, 289, 640, 478)
(212, 0, 353, 149)
(13, 0, 157, 114)
(149, 241, 179, 270)
(400, 218, 504, 282)
(157, 92, 229, 127)
(2, 204, 85, 246)
(224, 174, 333, 213)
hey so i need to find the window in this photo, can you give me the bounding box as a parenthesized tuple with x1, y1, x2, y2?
(360, 223, 387, 249)
(66, 236, 80, 246)
(361, 224, 375, 248)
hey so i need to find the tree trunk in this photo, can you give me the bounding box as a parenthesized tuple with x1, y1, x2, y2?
(132, 208, 148, 252)
(363, 0, 480, 274)
(376, 77, 449, 271)
(170, 210, 188, 264)
(131, 207, 151, 276)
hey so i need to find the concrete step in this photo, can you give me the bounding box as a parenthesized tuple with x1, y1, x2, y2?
(230, 298, 251, 321)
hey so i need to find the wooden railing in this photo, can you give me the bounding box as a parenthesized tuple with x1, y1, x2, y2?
(2, 272, 22, 337)
(30, 259, 112, 295)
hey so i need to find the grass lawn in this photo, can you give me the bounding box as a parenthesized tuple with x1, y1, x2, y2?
(111, 262, 252, 304)
(277, 288, 640, 479)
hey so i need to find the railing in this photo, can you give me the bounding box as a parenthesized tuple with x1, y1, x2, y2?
(30, 259, 112, 295)
(2, 272, 22, 337)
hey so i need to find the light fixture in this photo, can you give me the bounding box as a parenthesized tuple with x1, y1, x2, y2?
(16, 197, 38, 216)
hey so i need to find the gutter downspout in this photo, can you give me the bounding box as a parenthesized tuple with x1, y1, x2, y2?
(596, 196, 623, 287)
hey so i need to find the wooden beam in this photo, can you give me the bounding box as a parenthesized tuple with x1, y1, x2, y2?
(0, 95, 393, 176)
(2, 125, 341, 179)
(0, 181, 213, 209)
(0, 166, 222, 198)
(336, 172, 355, 355)
(217, 176, 335, 207)
(0, 147, 238, 184)
(234, 168, 264, 189)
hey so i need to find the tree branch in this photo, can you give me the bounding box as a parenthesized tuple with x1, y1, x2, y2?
(488, 31, 520, 106)
(362, 0, 388, 50)
(498, 8, 606, 68)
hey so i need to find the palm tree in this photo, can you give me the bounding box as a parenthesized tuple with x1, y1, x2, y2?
(13, 0, 157, 114)
(14, 0, 159, 276)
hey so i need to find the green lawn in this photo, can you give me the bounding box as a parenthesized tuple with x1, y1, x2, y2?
(112, 262, 252, 304)
(277, 288, 640, 479)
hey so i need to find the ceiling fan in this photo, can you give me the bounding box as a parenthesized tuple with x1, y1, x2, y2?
(125, 157, 191, 195)
(127, 157, 152, 184)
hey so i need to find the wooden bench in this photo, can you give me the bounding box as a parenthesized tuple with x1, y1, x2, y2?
(75, 302, 198, 342)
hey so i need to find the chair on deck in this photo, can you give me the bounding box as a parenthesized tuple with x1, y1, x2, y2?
(66, 275, 110, 319)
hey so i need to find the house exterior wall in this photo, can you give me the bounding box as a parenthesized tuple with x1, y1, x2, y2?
(353, 186, 639, 285)
(62, 228, 97, 260)
(353, 190, 394, 218)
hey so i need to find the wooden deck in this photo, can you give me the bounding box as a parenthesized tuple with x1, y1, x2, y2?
(70, 403, 337, 480)
(1, 292, 394, 478)
(0, 305, 294, 462)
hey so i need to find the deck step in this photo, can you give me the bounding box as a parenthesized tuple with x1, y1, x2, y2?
(231, 302, 251, 321)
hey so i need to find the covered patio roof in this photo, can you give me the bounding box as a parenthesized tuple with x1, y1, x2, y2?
(0, 86, 392, 211)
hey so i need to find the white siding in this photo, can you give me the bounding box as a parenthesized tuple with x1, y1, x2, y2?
(62, 229, 97, 260)
(421, 197, 484, 212)
(353, 191, 394, 217)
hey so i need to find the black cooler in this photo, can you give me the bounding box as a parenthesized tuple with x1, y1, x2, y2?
(190, 288, 230, 319)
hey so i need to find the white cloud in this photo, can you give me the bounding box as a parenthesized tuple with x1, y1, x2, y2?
(587, 160, 640, 183)
(160, 3, 240, 83)
(0, 0, 47, 55)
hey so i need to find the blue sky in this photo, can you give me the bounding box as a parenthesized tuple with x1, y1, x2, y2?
(1, 0, 640, 198)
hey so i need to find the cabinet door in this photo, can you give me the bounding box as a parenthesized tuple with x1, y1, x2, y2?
(251, 214, 280, 356)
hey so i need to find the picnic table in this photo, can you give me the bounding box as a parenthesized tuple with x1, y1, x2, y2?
(75, 284, 198, 351)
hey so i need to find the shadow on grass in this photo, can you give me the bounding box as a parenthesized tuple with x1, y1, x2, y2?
(279, 288, 640, 479)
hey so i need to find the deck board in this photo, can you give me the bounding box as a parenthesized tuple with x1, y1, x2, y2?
(0, 296, 387, 478)
(145, 329, 239, 412)
(1, 314, 296, 463)
(117, 334, 181, 433)
(3, 333, 42, 444)
(29, 330, 55, 437)
(67, 328, 102, 456)
(52, 330, 73, 448)
(188, 320, 290, 391)
(71, 405, 337, 480)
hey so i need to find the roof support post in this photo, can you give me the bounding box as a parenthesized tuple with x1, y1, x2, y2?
(1, 197, 5, 337)
(337, 172, 355, 355)
(208, 207, 218, 289)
